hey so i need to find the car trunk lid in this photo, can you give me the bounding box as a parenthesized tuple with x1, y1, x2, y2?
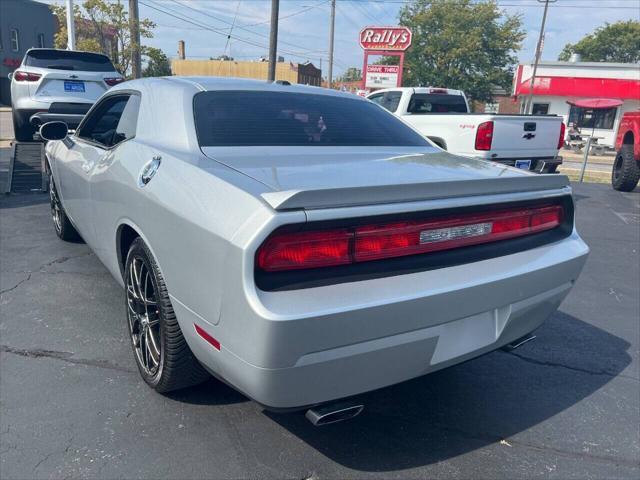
(30, 70, 109, 103)
(202, 146, 569, 210)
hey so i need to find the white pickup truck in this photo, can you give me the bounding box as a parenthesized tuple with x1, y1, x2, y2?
(367, 87, 565, 173)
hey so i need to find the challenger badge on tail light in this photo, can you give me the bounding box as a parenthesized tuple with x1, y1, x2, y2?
(257, 204, 564, 272)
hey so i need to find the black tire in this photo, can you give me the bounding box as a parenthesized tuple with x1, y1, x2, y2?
(612, 144, 640, 192)
(48, 171, 82, 242)
(12, 110, 35, 142)
(125, 237, 209, 393)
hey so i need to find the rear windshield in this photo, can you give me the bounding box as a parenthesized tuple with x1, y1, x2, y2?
(408, 93, 468, 114)
(194, 91, 430, 147)
(25, 50, 116, 72)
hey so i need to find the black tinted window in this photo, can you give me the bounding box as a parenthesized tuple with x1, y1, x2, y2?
(25, 49, 115, 72)
(194, 91, 428, 147)
(407, 94, 468, 113)
(78, 95, 135, 147)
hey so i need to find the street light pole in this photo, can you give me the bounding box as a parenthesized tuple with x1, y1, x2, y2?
(66, 0, 76, 50)
(525, 0, 555, 114)
(327, 0, 336, 89)
(268, 0, 280, 81)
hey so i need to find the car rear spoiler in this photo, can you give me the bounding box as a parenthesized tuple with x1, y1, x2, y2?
(261, 175, 570, 211)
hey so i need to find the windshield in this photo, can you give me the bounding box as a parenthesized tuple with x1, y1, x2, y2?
(25, 50, 116, 72)
(407, 93, 468, 114)
(194, 91, 430, 147)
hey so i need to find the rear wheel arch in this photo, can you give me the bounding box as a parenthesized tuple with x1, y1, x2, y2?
(622, 131, 634, 145)
(117, 223, 141, 278)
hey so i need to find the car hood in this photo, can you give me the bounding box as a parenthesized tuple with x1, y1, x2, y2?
(201, 146, 569, 210)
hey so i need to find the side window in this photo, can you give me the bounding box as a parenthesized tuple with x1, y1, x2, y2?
(368, 93, 383, 106)
(369, 92, 402, 112)
(77, 95, 138, 148)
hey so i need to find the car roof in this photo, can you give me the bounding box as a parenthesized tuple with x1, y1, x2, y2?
(114, 76, 367, 100)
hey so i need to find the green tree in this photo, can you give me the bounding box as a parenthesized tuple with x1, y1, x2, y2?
(336, 67, 362, 83)
(143, 47, 172, 77)
(50, 0, 155, 76)
(398, 0, 525, 102)
(558, 21, 640, 63)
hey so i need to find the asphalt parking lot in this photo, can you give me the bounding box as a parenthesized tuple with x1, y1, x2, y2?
(1, 183, 638, 479)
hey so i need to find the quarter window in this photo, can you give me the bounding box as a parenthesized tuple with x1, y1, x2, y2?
(77, 94, 139, 148)
(10, 29, 19, 51)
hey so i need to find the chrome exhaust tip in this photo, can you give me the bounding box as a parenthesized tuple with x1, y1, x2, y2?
(502, 333, 537, 351)
(305, 403, 364, 426)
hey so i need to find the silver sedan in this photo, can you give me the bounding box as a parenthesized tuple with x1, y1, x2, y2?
(42, 77, 588, 424)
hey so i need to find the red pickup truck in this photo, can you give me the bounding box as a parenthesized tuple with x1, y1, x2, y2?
(612, 112, 640, 192)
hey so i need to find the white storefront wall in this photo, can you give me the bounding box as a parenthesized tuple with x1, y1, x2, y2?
(527, 96, 640, 147)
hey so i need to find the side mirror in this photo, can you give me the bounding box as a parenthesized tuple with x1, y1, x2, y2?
(40, 121, 69, 141)
(7, 72, 13, 80)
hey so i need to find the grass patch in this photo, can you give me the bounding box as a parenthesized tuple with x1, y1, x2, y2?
(559, 168, 610, 184)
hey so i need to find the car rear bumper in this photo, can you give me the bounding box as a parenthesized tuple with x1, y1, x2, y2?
(175, 230, 589, 410)
(14, 99, 93, 128)
(29, 112, 85, 128)
(491, 157, 562, 173)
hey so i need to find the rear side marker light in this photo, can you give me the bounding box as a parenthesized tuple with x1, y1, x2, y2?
(104, 77, 125, 86)
(257, 205, 563, 272)
(13, 71, 41, 82)
(194, 324, 220, 351)
(475, 121, 494, 150)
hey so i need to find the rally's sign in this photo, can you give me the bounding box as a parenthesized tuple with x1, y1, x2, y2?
(365, 65, 400, 89)
(359, 26, 412, 51)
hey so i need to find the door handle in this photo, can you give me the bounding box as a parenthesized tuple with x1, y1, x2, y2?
(138, 156, 161, 187)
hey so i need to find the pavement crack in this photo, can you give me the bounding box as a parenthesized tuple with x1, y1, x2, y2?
(503, 350, 639, 382)
(0, 273, 32, 295)
(0, 345, 135, 374)
(38, 252, 93, 270)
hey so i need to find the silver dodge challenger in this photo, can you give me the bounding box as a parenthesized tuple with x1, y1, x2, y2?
(42, 77, 589, 424)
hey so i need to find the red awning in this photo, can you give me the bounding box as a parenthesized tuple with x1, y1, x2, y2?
(566, 98, 624, 109)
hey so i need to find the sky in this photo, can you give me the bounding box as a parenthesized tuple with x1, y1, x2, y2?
(41, 0, 639, 76)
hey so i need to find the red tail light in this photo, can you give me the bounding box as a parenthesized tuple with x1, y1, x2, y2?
(558, 122, 566, 149)
(257, 230, 352, 271)
(257, 204, 563, 272)
(429, 88, 448, 94)
(104, 77, 125, 86)
(13, 71, 41, 82)
(475, 121, 494, 150)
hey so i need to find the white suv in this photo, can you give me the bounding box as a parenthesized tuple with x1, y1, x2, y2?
(10, 48, 124, 141)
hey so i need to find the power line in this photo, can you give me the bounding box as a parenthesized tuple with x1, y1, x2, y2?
(140, 0, 345, 65)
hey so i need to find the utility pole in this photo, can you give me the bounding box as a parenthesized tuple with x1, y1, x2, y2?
(525, 0, 555, 114)
(66, 0, 76, 50)
(327, 0, 336, 89)
(268, 0, 280, 81)
(178, 40, 185, 60)
(129, 0, 142, 79)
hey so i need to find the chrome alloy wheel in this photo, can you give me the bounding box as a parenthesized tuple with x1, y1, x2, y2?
(126, 256, 161, 376)
(49, 176, 62, 234)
